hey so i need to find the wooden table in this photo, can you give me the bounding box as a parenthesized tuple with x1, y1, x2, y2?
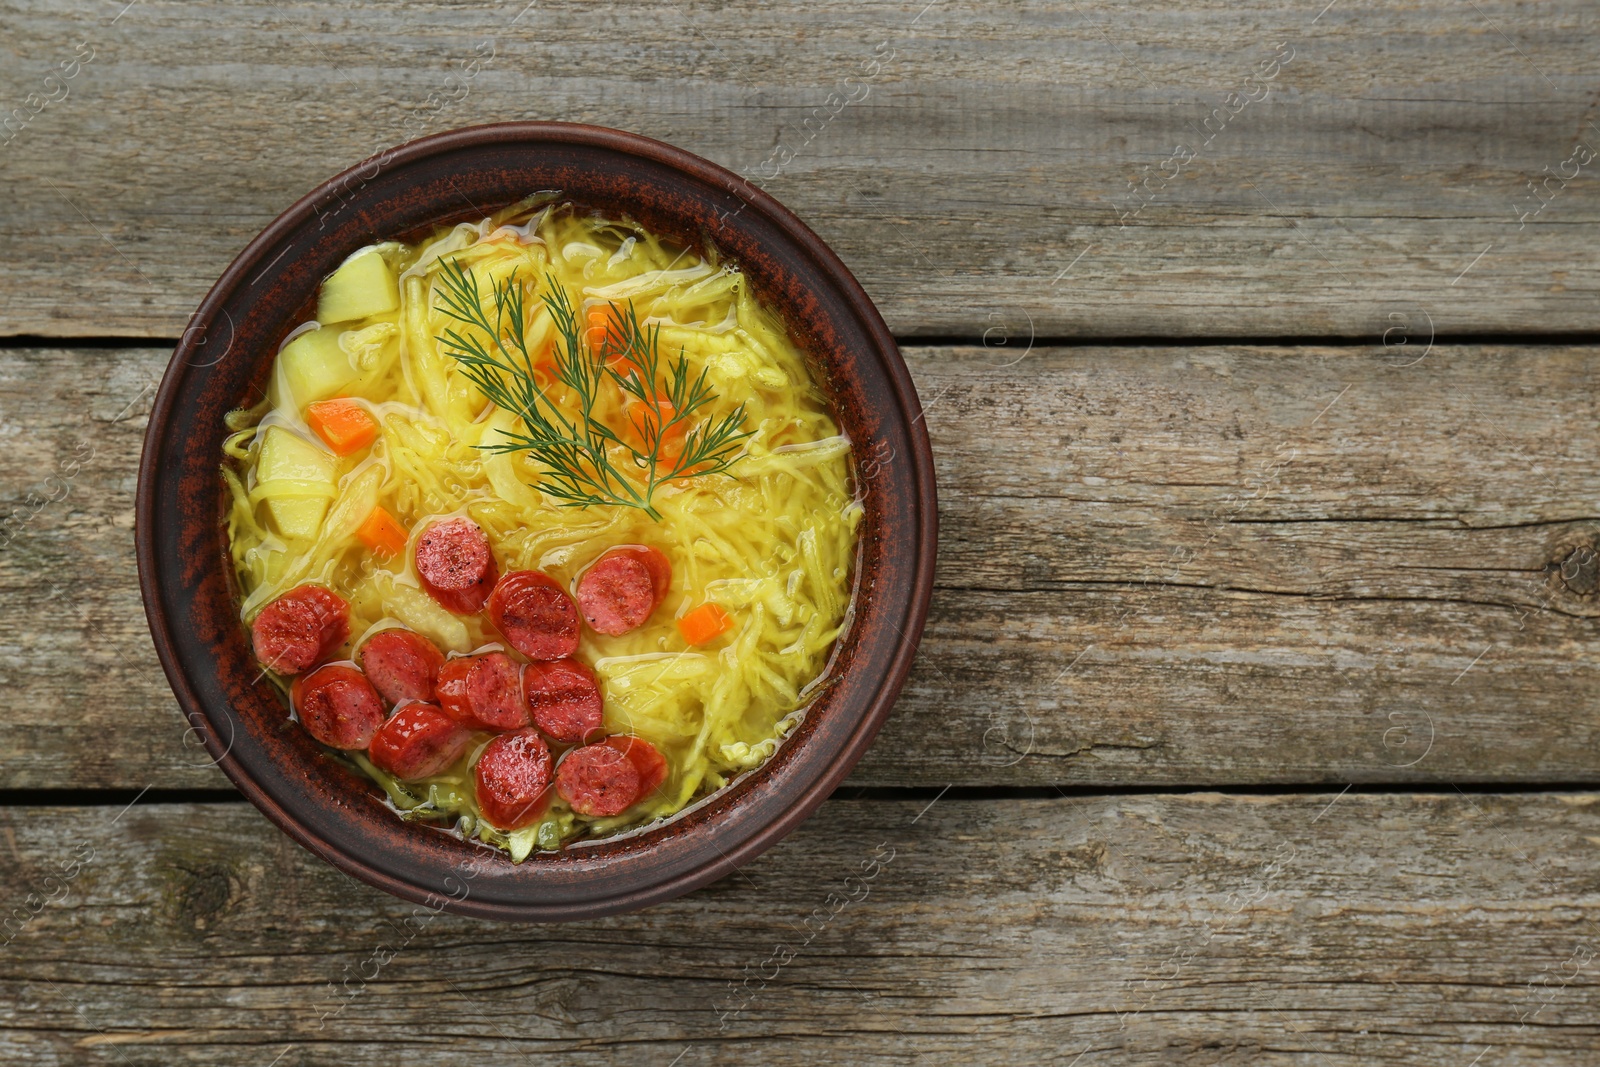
(4, 1, 1599, 1062)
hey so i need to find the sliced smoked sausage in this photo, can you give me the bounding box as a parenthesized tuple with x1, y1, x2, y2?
(415, 517, 498, 614)
(602, 734, 669, 798)
(358, 629, 444, 705)
(474, 730, 553, 829)
(367, 704, 471, 780)
(616, 545, 672, 602)
(435, 652, 529, 732)
(575, 546, 670, 636)
(292, 664, 384, 750)
(522, 659, 604, 743)
(556, 742, 641, 817)
(487, 570, 580, 660)
(251, 584, 350, 674)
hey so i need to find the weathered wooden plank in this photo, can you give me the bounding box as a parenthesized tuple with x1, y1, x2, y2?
(2, 0, 1598, 338)
(1, 793, 1597, 1064)
(3, 344, 1597, 789)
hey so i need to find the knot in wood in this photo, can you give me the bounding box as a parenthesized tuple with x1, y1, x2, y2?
(1557, 544, 1599, 597)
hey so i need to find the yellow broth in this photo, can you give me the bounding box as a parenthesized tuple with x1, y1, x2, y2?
(223, 197, 860, 860)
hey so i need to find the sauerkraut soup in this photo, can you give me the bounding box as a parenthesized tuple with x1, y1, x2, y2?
(222, 196, 860, 860)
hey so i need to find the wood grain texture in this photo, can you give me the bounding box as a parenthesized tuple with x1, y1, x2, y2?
(4, 344, 1598, 790)
(1, 793, 1598, 1064)
(2, 0, 1599, 338)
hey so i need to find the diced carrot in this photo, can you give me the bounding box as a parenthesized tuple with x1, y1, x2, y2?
(306, 398, 378, 456)
(625, 397, 687, 464)
(356, 505, 409, 559)
(677, 603, 733, 645)
(585, 304, 618, 355)
(586, 302, 638, 376)
(531, 331, 558, 382)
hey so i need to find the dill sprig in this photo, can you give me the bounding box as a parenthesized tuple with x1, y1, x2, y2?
(432, 257, 751, 521)
(599, 289, 755, 504)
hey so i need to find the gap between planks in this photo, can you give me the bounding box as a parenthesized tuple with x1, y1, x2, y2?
(3, 782, 1599, 810)
(13, 331, 1600, 350)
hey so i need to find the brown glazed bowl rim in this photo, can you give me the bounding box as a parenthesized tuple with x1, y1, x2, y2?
(136, 122, 935, 921)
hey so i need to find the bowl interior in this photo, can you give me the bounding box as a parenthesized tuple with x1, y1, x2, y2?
(138, 123, 934, 920)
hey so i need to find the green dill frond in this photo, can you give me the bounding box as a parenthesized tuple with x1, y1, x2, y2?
(432, 259, 751, 520)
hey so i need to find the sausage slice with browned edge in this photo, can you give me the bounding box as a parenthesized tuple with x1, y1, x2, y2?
(435, 652, 529, 732)
(368, 704, 471, 780)
(251, 584, 350, 674)
(292, 664, 385, 750)
(358, 629, 445, 705)
(415, 517, 498, 614)
(615, 545, 672, 603)
(522, 659, 604, 743)
(576, 546, 671, 636)
(556, 742, 642, 816)
(601, 734, 669, 798)
(487, 570, 580, 660)
(474, 730, 553, 829)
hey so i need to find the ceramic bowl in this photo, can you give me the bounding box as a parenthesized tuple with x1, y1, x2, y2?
(136, 122, 935, 920)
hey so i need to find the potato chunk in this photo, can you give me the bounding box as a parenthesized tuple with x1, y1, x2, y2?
(257, 426, 337, 539)
(318, 248, 400, 324)
(278, 326, 357, 406)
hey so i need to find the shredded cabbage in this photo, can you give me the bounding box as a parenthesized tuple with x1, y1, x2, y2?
(224, 199, 860, 857)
